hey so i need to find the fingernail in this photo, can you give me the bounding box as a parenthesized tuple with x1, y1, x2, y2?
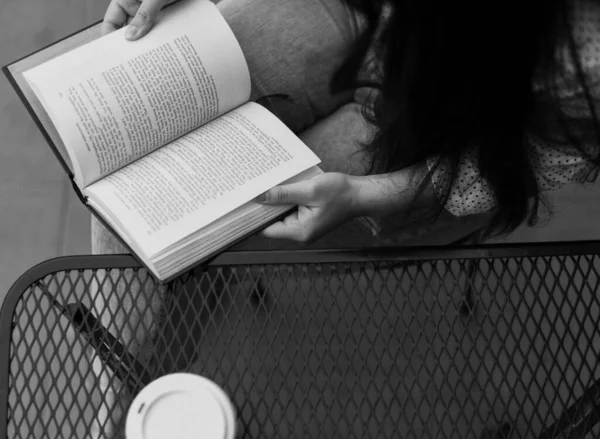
(254, 193, 267, 203)
(125, 25, 139, 40)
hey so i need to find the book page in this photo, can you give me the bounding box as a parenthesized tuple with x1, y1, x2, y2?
(85, 102, 321, 256)
(4, 21, 107, 177)
(23, 0, 250, 188)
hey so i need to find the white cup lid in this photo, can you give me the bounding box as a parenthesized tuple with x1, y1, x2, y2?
(126, 373, 236, 439)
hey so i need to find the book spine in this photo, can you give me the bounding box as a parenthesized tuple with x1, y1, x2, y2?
(2, 65, 74, 179)
(70, 175, 88, 204)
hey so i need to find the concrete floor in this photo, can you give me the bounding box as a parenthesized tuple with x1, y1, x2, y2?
(0, 0, 107, 299)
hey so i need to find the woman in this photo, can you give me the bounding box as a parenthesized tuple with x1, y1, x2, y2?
(89, 0, 600, 435)
(96, 0, 600, 247)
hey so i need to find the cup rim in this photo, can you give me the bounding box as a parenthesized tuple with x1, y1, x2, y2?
(125, 373, 236, 439)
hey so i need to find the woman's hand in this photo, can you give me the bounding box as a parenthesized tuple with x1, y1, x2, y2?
(256, 172, 363, 243)
(102, 0, 175, 39)
(257, 164, 440, 243)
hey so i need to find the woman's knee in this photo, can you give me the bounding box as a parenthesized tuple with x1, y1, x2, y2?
(298, 101, 374, 174)
(218, 0, 366, 131)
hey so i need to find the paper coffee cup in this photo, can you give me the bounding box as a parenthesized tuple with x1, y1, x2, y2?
(126, 373, 236, 439)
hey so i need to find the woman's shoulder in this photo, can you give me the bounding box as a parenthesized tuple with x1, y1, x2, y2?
(570, 0, 600, 70)
(537, 0, 600, 103)
(528, 1, 600, 176)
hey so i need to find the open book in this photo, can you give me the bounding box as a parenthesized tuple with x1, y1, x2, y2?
(4, 0, 322, 282)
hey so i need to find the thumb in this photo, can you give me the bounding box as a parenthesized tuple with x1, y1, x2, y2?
(260, 212, 307, 241)
(125, 0, 167, 40)
(255, 181, 315, 206)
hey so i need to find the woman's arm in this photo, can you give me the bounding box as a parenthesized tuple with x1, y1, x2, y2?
(355, 131, 600, 228)
(350, 163, 438, 221)
(258, 134, 598, 243)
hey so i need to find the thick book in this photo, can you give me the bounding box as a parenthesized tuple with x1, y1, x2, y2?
(4, 0, 322, 282)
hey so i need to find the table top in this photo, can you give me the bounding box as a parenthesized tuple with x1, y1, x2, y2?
(2, 241, 600, 438)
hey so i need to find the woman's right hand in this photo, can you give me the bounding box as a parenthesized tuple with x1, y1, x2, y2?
(102, 0, 175, 40)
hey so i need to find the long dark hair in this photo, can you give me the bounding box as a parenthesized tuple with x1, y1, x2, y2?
(333, 0, 600, 237)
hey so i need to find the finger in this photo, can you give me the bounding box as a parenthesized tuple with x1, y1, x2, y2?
(261, 212, 309, 241)
(125, 0, 168, 40)
(102, 0, 141, 34)
(102, 0, 130, 35)
(256, 181, 316, 206)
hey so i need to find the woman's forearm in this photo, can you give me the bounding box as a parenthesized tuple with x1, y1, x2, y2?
(349, 162, 440, 220)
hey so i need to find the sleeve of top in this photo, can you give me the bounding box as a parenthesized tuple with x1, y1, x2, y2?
(426, 150, 496, 217)
(426, 131, 598, 218)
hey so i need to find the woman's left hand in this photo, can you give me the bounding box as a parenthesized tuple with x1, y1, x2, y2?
(255, 172, 362, 243)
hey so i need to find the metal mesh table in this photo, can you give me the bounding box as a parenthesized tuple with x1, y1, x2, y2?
(2, 242, 600, 438)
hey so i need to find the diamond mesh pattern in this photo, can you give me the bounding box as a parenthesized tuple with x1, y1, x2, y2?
(3, 252, 600, 438)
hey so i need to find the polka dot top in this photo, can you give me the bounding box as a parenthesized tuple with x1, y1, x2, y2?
(429, 0, 600, 216)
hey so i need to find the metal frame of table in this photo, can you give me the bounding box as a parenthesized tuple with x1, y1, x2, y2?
(2, 242, 600, 438)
